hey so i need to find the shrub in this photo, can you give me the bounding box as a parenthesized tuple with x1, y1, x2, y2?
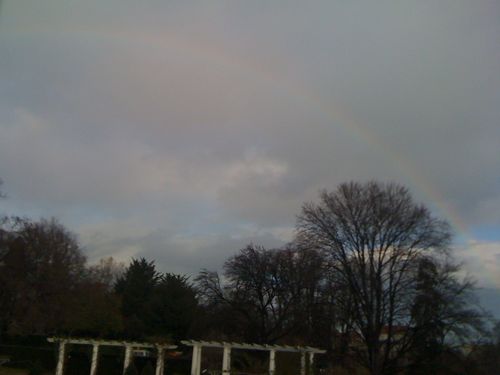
(29, 360, 45, 375)
(124, 363, 139, 375)
(141, 361, 155, 375)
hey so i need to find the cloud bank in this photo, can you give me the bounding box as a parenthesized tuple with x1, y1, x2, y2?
(0, 1, 499, 313)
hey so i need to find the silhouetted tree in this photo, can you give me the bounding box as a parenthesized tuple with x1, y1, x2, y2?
(68, 272, 124, 336)
(297, 181, 452, 375)
(196, 244, 329, 344)
(0, 217, 87, 335)
(150, 273, 198, 340)
(409, 256, 486, 374)
(88, 257, 125, 291)
(115, 258, 161, 338)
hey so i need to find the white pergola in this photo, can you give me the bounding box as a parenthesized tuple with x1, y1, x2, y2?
(181, 340, 325, 375)
(48, 337, 177, 375)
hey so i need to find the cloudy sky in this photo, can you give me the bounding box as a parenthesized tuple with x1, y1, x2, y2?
(1, 1, 499, 314)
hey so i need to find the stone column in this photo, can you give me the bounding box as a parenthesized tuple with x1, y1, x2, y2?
(300, 352, 306, 375)
(268, 350, 276, 375)
(90, 344, 100, 375)
(55, 340, 67, 375)
(222, 346, 231, 375)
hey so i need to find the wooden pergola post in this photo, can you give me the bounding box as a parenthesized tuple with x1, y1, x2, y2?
(308, 353, 315, 375)
(268, 349, 276, 375)
(90, 344, 100, 375)
(190, 344, 202, 375)
(55, 340, 67, 375)
(48, 338, 177, 375)
(155, 346, 165, 375)
(182, 340, 325, 375)
(222, 345, 231, 375)
(123, 345, 133, 374)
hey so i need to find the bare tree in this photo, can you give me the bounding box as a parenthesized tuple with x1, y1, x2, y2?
(297, 181, 452, 375)
(196, 244, 328, 344)
(409, 256, 487, 373)
(87, 256, 125, 291)
(0, 217, 87, 335)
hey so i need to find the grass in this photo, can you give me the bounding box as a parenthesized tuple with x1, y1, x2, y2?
(0, 367, 29, 375)
(0, 367, 54, 375)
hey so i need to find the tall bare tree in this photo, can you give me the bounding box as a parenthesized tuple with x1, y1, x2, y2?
(297, 181, 452, 375)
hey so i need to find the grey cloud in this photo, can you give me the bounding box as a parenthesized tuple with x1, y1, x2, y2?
(0, 0, 499, 299)
(82, 222, 286, 276)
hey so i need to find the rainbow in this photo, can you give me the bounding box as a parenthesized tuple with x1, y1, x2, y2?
(9, 24, 470, 240)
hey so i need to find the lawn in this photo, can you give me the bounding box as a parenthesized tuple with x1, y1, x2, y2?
(0, 368, 28, 375)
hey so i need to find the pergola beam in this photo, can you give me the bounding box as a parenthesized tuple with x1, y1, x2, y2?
(47, 338, 177, 375)
(182, 340, 325, 375)
(181, 340, 325, 354)
(48, 337, 176, 349)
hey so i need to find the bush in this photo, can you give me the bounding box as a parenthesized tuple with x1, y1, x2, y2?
(28, 360, 45, 375)
(141, 361, 155, 375)
(124, 363, 139, 375)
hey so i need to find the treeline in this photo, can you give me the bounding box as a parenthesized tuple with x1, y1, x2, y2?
(1, 181, 500, 374)
(0, 217, 198, 341)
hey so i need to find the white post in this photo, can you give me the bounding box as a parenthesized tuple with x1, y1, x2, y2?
(156, 346, 165, 375)
(269, 350, 276, 375)
(55, 340, 67, 375)
(90, 344, 100, 375)
(123, 345, 133, 374)
(222, 346, 231, 375)
(191, 344, 201, 375)
(300, 352, 306, 375)
(195, 345, 202, 375)
(308, 353, 315, 375)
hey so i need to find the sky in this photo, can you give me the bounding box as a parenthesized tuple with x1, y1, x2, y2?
(0, 1, 499, 315)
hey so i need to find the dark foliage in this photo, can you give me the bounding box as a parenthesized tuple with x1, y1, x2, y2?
(0, 217, 87, 335)
(196, 244, 332, 345)
(28, 360, 45, 375)
(115, 258, 197, 340)
(150, 273, 198, 340)
(141, 361, 155, 375)
(124, 362, 139, 375)
(115, 258, 160, 338)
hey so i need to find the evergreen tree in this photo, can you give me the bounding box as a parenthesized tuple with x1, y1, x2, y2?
(115, 258, 160, 338)
(150, 273, 198, 340)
